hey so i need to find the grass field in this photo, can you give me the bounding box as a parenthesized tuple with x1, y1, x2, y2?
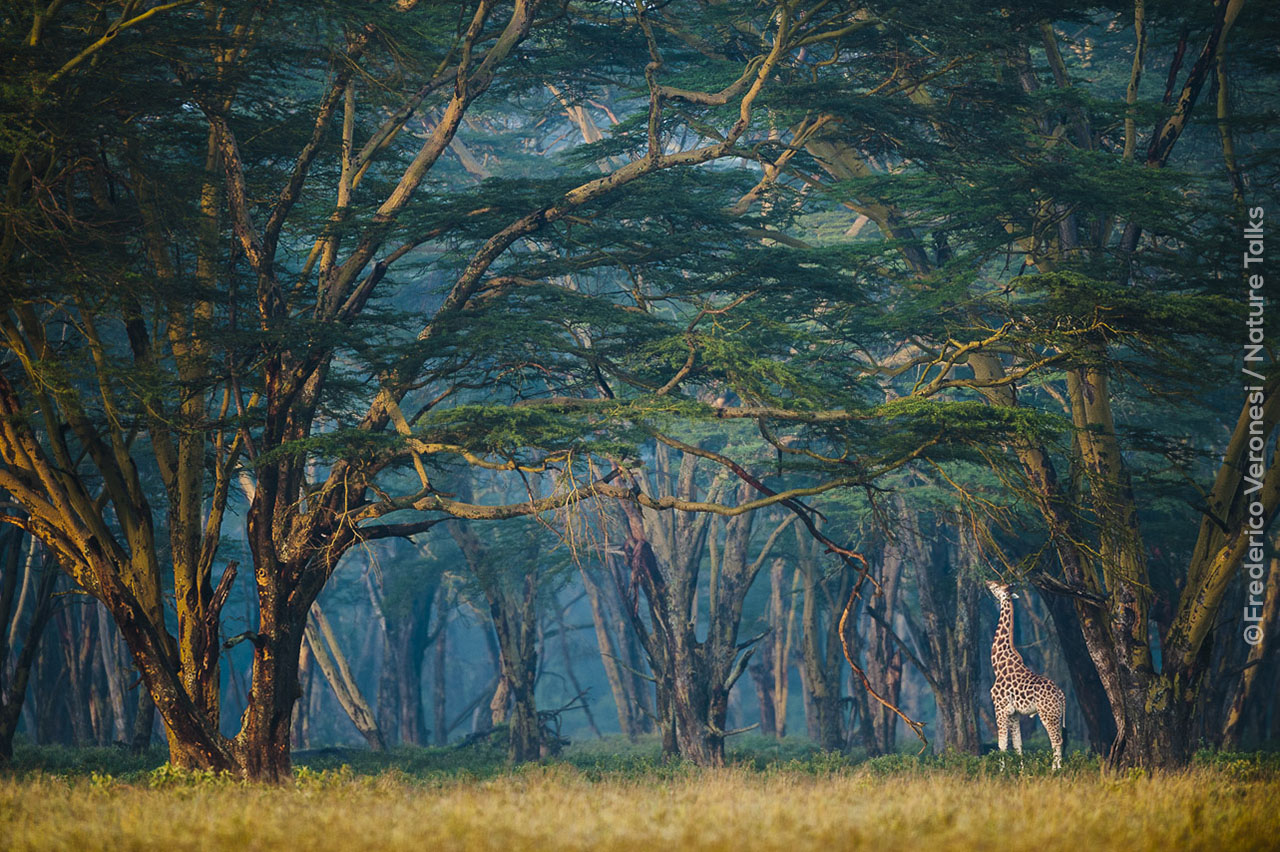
(3, 738, 1278, 851)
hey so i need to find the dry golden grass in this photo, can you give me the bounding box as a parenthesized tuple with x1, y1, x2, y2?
(3, 763, 1277, 852)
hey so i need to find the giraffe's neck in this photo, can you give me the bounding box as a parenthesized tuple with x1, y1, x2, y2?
(992, 598, 1025, 670)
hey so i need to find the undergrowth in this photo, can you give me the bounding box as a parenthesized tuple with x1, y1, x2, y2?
(4, 732, 1278, 787)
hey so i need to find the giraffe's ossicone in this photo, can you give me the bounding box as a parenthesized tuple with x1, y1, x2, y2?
(986, 581, 1066, 769)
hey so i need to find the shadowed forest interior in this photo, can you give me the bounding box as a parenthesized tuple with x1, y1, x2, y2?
(1, 0, 1278, 792)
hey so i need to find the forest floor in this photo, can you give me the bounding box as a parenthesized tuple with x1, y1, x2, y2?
(3, 736, 1278, 851)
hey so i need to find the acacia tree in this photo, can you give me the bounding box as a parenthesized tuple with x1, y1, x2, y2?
(0, 0, 863, 779)
(370, 538, 443, 747)
(725, 0, 1280, 766)
(615, 441, 800, 766)
(8, 0, 1267, 775)
(857, 530, 906, 755)
(893, 1, 1279, 768)
(563, 0, 1276, 766)
(871, 499, 994, 756)
(906, 518, 982, 756)
(793, 520, 852, 752)
(449, 479, 556, 763)
(0, 525, 58, 760)
(579, 552, 654, 741)
(748, 553, 799, 739)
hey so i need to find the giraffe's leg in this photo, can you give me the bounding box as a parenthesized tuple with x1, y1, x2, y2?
(996, 711, 1009, 753)
(1010, 715, 1023, 755)
(1043, 712, 1063, 770)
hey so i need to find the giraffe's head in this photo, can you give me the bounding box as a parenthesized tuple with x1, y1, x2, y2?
(986, 580, 1018, 602)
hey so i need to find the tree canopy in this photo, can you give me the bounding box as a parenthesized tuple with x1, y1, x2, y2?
(1, 0, 1276, 776)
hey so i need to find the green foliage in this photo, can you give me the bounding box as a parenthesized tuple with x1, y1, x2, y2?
(0, 740, 166, 781)
(862, 747, 1101, 779)
(874, 397, 1068, 446)
(8, 740, 1276, 788)
(147, 764, 243, 790)
(1192, 750, 1280, 783)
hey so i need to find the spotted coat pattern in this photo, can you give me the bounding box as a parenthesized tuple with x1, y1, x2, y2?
(987, 581, 1066, 769)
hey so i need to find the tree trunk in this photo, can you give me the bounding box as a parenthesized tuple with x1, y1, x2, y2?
(798, 524, 847, 752)
(508, 678, 540, 762)
(493, 569, 542, 763)
(750, 654, 778, 738)
(59, 601, 96, 746)
(904, 517, 982, 756)
(95, 602, 129, 743)
(432, 601, 449, 746)
(233, 622, 305, 783)
(934, 583, 981, 754)
(88, 639, 108, 744)
(773, 564, 799, 739)
(863, 541, 904, 756)
(305, 604, 386, 751)
(123, 623, 236, 772)
(0, 547, 57, 762)
(750, 557, 795, 739)
(448, 487, 546, 763)
(1035, 581, 1117, 753)
(396, 638, 427, 747)
(469, 570, 541, 759)
(934, 692, 980, 756)
(131, 689, 155, 753)
(656, 678, 678, 756)
(375, 585, 432, 747)
(669, 637, 723, 766)
(291, 637, 313, 749)
(1114, 677, 1195, 767)
(613, 464, 784, 767)
(552, 593, 601, 738)
(1222, 555, 1280, 749)
(581, 563, 647, 739)
(610, 560, 655, 736)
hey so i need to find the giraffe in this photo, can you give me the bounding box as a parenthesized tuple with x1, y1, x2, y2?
(986, 581, 1066, 769)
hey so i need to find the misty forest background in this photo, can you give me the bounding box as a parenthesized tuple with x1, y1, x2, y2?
(1, 0, 1278, 781)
